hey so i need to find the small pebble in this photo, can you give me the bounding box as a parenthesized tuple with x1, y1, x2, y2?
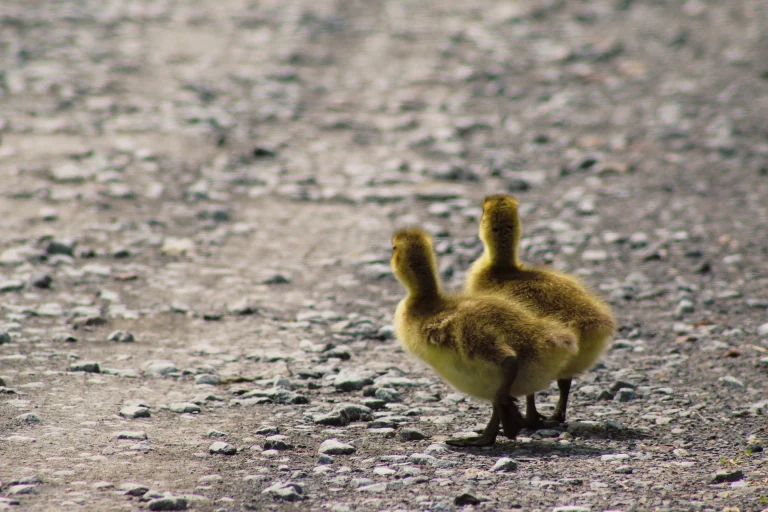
(68, 361, 101, 373)
(719, 376, 745, 388)
(209, 442, 237, 455)
(108, 330, 135, 343)
(454, 491, 488, 506)
(169, 402, 201, 414)
(119, 483, 149, 496)
(147, 497, 188, 511)
(490, 457, 518, 472)
(264, 435, 292, 451)
(615, 388, 637, 402)
(317, 454, 335, 465)
(399, 428, 428, 441)
(116, 431, 147, 440)
(255, 425, 280, 436)
(318, 439, 355, 455)
(262, 482, 302, 501)
(120, 406, 150, 419)
(16, 413, 41, 424)
(710, 469, 744, 483)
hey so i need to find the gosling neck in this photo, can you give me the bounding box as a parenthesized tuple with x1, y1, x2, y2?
(405, 269, 443, 303)
(483, 235, 521, 271)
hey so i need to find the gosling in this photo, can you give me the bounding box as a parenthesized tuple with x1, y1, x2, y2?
(391, 228, 578, 446)
(466, 194, 616, 427)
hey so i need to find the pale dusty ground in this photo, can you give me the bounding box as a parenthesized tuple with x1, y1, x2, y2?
(1, 0, 768, 511)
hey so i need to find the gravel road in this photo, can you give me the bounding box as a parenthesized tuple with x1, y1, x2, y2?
(1, 0, 767, 511)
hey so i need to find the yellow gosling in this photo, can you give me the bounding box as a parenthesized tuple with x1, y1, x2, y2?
(466, 194, 616, 427)
(391, 228, 578, 446)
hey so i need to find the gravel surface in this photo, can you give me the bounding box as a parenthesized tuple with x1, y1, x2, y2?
(1, 0, 768, 511)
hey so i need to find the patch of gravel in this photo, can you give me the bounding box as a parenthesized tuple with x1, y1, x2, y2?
(1, 0, 767, 510)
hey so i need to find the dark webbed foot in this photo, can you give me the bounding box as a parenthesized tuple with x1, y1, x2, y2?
(547, 410, 566, 424)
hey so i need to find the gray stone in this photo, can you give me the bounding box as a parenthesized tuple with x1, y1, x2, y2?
(8, 475, 42, 485)
(264, 435, 292, 451)
(108, 330, 135, 343)
(36, 303, 63, 317)
(334, 369, 374, 391)
(399, 428, 428, 441)
(261, 274, 290, 285)
(194, 374, 220, 385)
(209, 442, 237, 455)
(332, 403, 374, 422)
(424, 443, 449, 455)
(490, 457, 518, 472)
(120, 406, 150, 419)
(169, 402, 201, 414)
(719, 376, 745, 388)
(408, 453, 436, 465)
(69, 361, 101, 373)
(351, 478, 375, 488)
(376, 325, 396, 340)
(116, 431, 147, 440)
(710, 469, 743, 483)
(629, 232, 649, 248)
(147, 497, 188, 511)
(16, 413, 41, 424)
(454, 491, 488, 506)
(206, 429, 227, 438)
(756, 322, 768, 337)
(46, 239, 77, 256)
(567, 421, 604, 434)
(8, 485, 39, 495)
(375, 387, 403, 403)
(615, 388, 637, 402)
(314, 410, 350, 426)
(228, 297, 258, 315)
(675, 299, 695, 316)
(318, 439, 355, 455)
(317, 454, 334, 465)
(143, 360, 178, 376)
(0, 280, 25, 293)
(582, 250, 608, 262)
(609, 380, 636, 392)
(553, 507, 591, 512)
(198, 474, 223, 484)
(361, 398, 386, 410)
(50, 163, 91, 183)
(262, 482, 303, 501)
(119, 483, 149, 496)
(615, 465, 633, 474)
(255, 425, 280, 436)
(357, 482, 387, 493)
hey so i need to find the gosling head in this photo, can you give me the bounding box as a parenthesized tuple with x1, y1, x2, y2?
(391, 228, 441, 299)
(480, 194, 523, 267)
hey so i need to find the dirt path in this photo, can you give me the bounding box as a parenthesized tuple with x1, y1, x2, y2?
(1, 0, 767, 511)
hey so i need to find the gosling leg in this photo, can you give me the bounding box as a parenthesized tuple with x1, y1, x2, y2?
(524, 394, 547, 429)
(548, 378, 572, 423)
(446, 355, 522, 446)
(496, 355, 524, 439)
